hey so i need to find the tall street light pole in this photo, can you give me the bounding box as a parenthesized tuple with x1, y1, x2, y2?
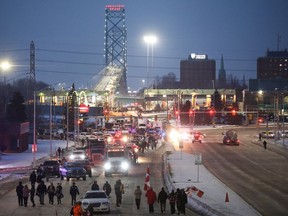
(143, 36, 157, 88)
(0, 61, 11, 115)
(143, 35, 157, 110)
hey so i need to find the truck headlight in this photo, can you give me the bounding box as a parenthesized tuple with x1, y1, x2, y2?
(122, 136, 128, 142)
(80, 154, 85, 159)
(121, 161, 129, 170)
(104, 162, 111, 170)
(69, 155, 75, 160)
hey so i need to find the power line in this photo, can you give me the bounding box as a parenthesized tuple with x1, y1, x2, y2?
(0, 49, 29, 53)
(36, 48, 257, 62)
(36, 59, 255, 72)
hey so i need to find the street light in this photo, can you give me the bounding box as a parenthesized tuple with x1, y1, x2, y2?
(0, 61, 11, 71)
(0, 61, 12, 118)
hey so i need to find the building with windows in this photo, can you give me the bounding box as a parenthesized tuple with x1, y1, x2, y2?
(249, 49, 288, 91)
(180, 53, 216, 89)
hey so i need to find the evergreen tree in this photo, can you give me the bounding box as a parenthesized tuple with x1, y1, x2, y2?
(180, 100, 191, 125)
(212, 90, 223, 111)
(5, 91, 27, 122)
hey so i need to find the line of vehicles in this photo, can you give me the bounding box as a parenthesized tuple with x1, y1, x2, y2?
(38, 117, 165, 182)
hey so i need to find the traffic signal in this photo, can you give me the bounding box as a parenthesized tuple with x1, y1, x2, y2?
(175, 110, 179, 116)
(103, 109, 109, 116)
(258, 118, 263, 123)
(209, 109, 215, 116)
(189, 109, 194, 117)
(232, 110, 236, 116)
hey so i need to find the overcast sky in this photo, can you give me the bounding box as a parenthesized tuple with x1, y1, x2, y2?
(0, 0, 288, 91)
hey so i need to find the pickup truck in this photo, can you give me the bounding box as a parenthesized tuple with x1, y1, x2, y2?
(59, 162, 87, 181)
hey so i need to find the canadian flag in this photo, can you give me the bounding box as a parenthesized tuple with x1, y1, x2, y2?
(144, 166, 150, 191)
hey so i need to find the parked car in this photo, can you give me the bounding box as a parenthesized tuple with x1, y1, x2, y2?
(59, 162, 87, 181)
(81, 190, 110, 213)
(261, 131, 275, 139)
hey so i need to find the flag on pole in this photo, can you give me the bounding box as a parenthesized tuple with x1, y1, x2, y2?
(144, 166, 150, 191)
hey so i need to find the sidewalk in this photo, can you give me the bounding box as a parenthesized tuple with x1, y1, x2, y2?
(163, 141, 261, 216)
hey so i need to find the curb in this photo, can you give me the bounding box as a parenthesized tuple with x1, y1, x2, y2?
(162, 148, 224, 216)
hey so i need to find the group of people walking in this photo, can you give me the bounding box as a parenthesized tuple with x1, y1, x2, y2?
(17, 170, 188, 215)
(133, 186, 187, 215)
(16, 173, 65, 208)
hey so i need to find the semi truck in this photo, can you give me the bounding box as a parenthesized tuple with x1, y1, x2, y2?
(223, 129, 240, 145)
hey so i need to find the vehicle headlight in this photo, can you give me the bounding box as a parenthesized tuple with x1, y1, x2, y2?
(169, 129, 179, 140)
(107, 137, 112, 142)
(103, 202, 109, 205)
(121, 161, 129, 170)
(134, 148, 139, 153)
(104, 162, 111, 170)
(122, 136, 128, 142)
(70, 155, 75, 160)
(80, 154, 85, 159)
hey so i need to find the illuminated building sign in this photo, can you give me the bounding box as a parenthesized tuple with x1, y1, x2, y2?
(106, 5, 125, 11)
(190, 53, 207, 60)
(79, 104, 89, 113)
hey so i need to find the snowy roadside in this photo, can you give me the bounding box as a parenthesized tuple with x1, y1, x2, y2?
(162, 141, 261, 216)
(0, 140, 72, 181)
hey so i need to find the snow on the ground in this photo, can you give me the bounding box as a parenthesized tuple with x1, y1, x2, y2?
(1, 127, 287, 216)
(0, 140, 71, 181)
(167, 149, 261, 216)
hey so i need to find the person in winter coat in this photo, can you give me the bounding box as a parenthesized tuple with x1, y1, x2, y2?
(134, 185, 142, 210)
(30, 185, 36, 207)
(168, 190, 176, 214)
(73, 201, 84, 216)
(91, 181, 100, 190)
(36, 180, 47, 205)
(103, 181, 112, 197)
(22, 185, 30, 207)
(114, 179, 123, 207)
(47, 182, 56, 205)
(29, 171, 37, 187)
(158, 187, 168, 214)
(36, 166, 44, 183)
(176, 188, 187, 215)
(55, 183, 63, 204)
(180, 189, 187, 214)
(145, 187, 157, 213)
(176, 188, 181, 214)
(16, 181, 24, 206)
(70, 182, 80, 206)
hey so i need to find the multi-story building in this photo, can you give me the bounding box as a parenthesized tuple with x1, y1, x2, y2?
(257, 50, 288, 79)
(180, 53, 216, 89)
(249, 49, 288, 91)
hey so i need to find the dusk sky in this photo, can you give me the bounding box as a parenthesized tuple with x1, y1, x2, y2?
(1, 0, 288, 91)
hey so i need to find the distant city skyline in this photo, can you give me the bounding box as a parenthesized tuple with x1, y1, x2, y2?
(0, 0, 288, 90)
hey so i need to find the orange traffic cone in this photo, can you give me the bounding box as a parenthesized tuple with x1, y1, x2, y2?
(225, 192, 229, 202)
